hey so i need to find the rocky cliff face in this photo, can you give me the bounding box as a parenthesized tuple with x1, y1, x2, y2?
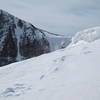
(0, 10, 71, 67)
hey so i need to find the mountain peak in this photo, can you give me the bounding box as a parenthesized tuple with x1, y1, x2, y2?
(0, 10, 71, 67)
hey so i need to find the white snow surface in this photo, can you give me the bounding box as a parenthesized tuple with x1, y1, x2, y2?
(73, 26, 100, 43)
(0, 38, 100, 100)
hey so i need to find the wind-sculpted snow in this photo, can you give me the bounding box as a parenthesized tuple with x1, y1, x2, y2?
(0, 38, 100, 100)
(73, 27, 100, 43)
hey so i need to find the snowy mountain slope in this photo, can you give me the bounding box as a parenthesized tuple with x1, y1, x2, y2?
(0, 9, 71, 67)
(36, 29, 71, 51)
(73, 26, 100, 43)
(0, 33, 100, 100)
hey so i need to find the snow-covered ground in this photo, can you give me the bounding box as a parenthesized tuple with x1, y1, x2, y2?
(73, 26, 100, 43)
(0, 27, 100, 100)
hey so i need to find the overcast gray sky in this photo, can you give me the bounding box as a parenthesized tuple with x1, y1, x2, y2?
(0, 0, 100, 36)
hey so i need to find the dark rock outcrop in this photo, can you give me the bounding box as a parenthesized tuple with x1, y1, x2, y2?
(0, 9, 71, 67)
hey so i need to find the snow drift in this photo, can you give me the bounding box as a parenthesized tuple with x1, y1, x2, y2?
(73, 26, 100, 43)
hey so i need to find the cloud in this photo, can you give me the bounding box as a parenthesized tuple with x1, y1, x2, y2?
(0, 0, 100, 36)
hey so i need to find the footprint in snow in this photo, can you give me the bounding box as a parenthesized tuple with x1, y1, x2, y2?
(0, 84, 31, 97)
